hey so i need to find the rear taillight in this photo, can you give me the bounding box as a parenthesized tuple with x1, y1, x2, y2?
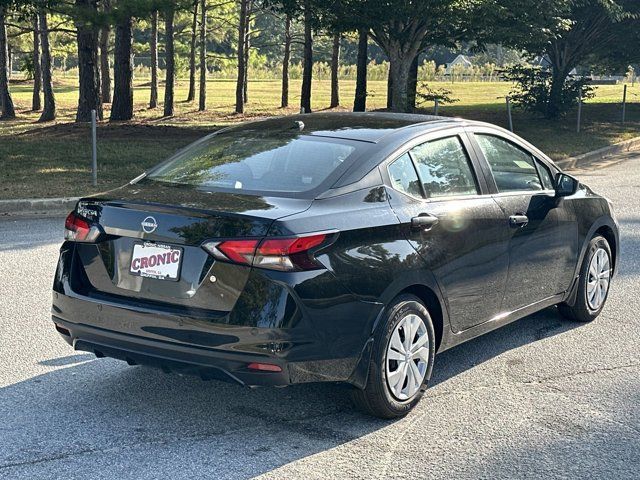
(202, 233, 332, 271)
(64, 211, 96, 242)
(216, 239, 260, 265)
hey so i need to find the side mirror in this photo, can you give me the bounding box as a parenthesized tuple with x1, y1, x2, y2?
(555, 173, 579, 197)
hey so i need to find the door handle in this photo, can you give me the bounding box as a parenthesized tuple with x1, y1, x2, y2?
(509, 214, 529, 228)
(411, 214, 439, 230)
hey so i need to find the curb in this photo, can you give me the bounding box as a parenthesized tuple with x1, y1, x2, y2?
(0, 197, 79, 218)
(1, 137, 639, 217)
(556, 136, 640, 171)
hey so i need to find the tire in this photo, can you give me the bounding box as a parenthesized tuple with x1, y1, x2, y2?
(558, 235, 612, 322)
(351, 294, 435, 419)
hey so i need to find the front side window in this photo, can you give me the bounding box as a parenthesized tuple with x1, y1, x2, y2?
(535, 158, 555, 190)
(388, 153, 422, 198)
(146, 131, 358, 195)
(475, 134, 542, 192)
(409, 136, 478, 198)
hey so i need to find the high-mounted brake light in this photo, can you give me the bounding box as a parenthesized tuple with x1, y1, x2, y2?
(202, 233, 331, 272)
(64, 211, 94, 242)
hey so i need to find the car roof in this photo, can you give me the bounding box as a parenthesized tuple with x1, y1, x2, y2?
(224, 112, 465, 143)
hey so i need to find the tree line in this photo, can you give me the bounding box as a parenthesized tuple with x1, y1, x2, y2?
(0, 0, 639, 124)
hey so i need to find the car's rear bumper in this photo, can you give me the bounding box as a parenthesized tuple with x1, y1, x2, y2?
(51, 290, 381, 388)
(52, 315, 292, 387)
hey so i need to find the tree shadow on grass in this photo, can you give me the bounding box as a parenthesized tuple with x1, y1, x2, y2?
(15, 122, 211, 141)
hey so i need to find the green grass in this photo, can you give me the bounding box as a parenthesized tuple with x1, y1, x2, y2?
(1, 77, 639, 199)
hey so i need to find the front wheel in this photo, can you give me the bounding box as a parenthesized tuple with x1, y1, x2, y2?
(558, 235, 612, 322)
(351, 294, 435, 419)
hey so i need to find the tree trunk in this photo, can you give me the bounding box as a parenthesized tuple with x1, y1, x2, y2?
(300, 1, 312, 113)
(388, 51, 414, 112)
(386, 68, 392, 109)
(186, 0, 198, 102)
(110, 15, 133, 121)
(373, 29, 422, 113)
(329, 33, 340, 108)
(38, 11, 55, 122)
(546, 67, 570, 119)
(235, 0, 247, 113)
(99, 28, 110, 103)
(163, 8, 175, 117)
(546, 48, 571, 119)
(407, 54, 419, 112)
(99, 0, 111, 104)
(32, 15, 42, 111)
(0, 6, 16, 120)
(281, 14, 290, 108)
(353, 27, 367, 112)
(149, 10, 158, 109)
(75, 0, 102, 122)
(198, 0, 207, 111)
(243, 1, 251, 104)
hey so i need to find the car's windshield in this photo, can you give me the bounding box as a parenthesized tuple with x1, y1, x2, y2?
(145, 130, 360, 195)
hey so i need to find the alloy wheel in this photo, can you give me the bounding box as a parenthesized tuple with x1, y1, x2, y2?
(385, 314, 429, 401)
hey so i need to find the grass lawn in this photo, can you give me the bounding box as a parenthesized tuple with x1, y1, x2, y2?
(1, 76, 639, 200)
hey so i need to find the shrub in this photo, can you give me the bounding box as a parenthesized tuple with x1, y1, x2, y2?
(416, 84, 458, 106)
(21, 56, 35, 80)
(500, 65, 595, 118)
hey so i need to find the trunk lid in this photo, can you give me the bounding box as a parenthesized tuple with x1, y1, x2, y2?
(72, 182, 311, 312)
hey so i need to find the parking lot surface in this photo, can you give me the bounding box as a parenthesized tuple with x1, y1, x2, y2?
(1, 154, 639, 479)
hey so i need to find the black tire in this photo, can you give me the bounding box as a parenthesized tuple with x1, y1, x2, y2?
(351, 294, 435, 419)
(558, 235, 612, 322)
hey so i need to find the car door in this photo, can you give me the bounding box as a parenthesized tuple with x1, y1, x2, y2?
(469, 131, 577, 313)
(384, 131, 510, 333)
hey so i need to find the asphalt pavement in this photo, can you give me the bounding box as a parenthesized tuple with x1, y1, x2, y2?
(1, 154, 639, 479)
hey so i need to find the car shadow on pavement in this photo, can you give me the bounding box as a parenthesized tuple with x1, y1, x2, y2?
(430, 306, 579, 388)
(0, 306, 584, 478)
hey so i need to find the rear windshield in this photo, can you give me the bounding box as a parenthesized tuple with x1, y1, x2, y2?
(145, 130, 361, 195)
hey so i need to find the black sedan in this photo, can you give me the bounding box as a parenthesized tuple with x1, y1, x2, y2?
(53, 113, 619, 418)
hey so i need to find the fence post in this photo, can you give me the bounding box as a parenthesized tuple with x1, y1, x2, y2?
(576, 92, 582, 133)
(434, 97, 439, 116)
(91, 109, 97, 187)
(506, 96, 513, 132)
(622, 84, 627, 124)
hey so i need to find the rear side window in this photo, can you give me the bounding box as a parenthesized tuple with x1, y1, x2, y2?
(409, 136, 478, 198)
(388, 153, 422, 198)
(475, 134, 542, 192)
(147, 132, 358, 195)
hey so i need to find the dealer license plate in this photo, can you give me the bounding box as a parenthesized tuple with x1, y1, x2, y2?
(130, 242, 183, 281)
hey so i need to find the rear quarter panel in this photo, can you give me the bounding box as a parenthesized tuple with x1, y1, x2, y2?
(274, 185, 449, 340)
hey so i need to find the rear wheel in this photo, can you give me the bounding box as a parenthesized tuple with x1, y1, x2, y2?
(351, 294, 435, 419)
(558, 235, 612, 322)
